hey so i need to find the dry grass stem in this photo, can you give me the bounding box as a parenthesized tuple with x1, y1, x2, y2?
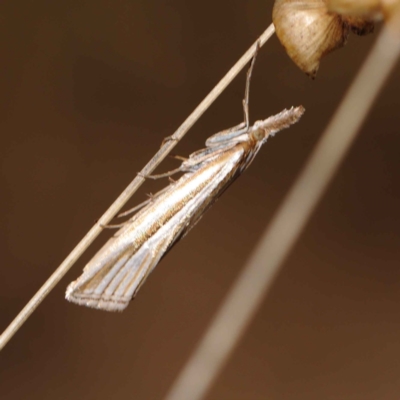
(0, 24, 276, 351)
(163, 15, 400, 400)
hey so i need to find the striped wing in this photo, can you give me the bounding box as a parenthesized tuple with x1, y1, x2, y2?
(66, 144, 248, 311)
(66, 192, 201, 311)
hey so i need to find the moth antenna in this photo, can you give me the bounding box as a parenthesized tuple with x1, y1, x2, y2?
(243, 40, 261, 129)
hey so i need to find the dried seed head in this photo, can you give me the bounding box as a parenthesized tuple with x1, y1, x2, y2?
(273, 0, 374, 78)
(326, 0, 383, 19)
(383, 0, 400, 17)
(273, 0, 349, 78)
(326, 0, 400, 20)
(342, 15, 375, 35)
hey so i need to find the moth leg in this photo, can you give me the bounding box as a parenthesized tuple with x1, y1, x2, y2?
(98, 220, 134, 238)
(99, 221, 128, 229)
(142, 166, 184, 180)
(147, 182, 177, 203)
(136, 170, 177, 180)
(118, 198, 152, 218)
(243, 40, 260, 129)
(170, 154, 188, 161)
(204, 123, 247, 147)
(120, 178, 179, 219)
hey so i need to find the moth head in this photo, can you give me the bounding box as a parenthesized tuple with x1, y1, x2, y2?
(250, 127, 266, 142)
(253, 106, 305, 142)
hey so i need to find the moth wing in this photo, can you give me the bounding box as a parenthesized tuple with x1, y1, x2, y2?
(205, 122, 248, 147)
(66, 144, 247, 312)
(66, 221, 184, 312)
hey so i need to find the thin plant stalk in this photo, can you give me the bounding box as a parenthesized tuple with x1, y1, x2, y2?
(163, 14, 400, 400)
(0, 24, 276, 351)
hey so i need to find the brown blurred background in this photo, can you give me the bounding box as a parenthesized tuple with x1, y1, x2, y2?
(1, 1, 400, 399)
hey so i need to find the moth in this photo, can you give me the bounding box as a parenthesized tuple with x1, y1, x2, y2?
(66, 48, 305, 311)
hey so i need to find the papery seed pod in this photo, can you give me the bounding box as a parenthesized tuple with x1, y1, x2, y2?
(273, 0, 350, 78)
(273, 0, 375, 78)
(342, 15, 375, 35)
(326, 0, 400, 20)
(384, 0, 400, 17)
(327, 0, 383, 18)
